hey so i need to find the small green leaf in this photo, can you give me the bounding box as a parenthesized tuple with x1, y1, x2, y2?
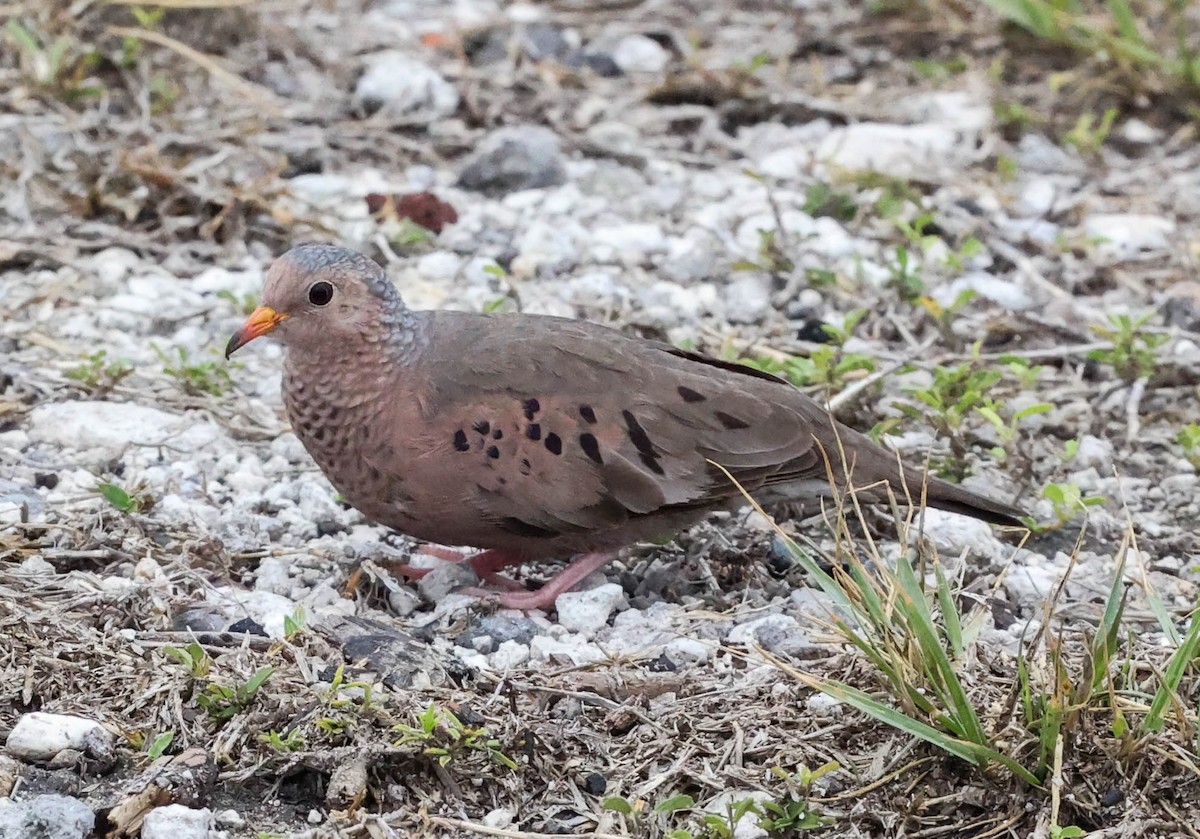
(97, 482, 135, 512)
(654, 794, 695, 814)
(602, 796, 634, 815)
(146, 731, 174, 759)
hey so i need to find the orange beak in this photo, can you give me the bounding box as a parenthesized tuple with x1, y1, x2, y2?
(225, 306, 289, 358)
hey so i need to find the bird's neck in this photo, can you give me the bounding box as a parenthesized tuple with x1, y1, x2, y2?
(283, 312, 426, 405)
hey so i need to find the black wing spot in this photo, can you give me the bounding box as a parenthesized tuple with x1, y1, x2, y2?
(622, 410, 664, 475)
(526, 423, 541, 441)
(328, 406, 341, 420)
(523, 398, 541, 421)
(714, 411, 751, 430)
(579, 433, 603, 464)
(545, 433, 562, 455)
(473, 420, 490, 435)
(579, 404, 597, 423)
(492, 428, 503, 440)
(677, 386, 706, 403)
(498, 517, 558, 539)
(453, 429, 469, 452)
(486, 445, 500, 459)
(519, 458, 532, 476)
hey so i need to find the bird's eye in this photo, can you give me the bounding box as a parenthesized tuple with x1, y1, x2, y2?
(308, 281, 334, 306)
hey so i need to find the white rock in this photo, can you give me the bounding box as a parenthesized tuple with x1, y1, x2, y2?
(817, 123, 971, 179)
(665, 637, 710, 664)
(1084, 213, 1175, 263)
(757, 145, 814, 180)
(455, 648, 491, 671)
(892, 90, 992, 133)
(0, 794, 94, 839)
(1007, 551, 1064, 611)
(205, 587, 296, 638)
(703, 790, 773, 839)
(805, 692, 844, 718)
(555, 583, 626, 636)
(727, 614, 800, 647)
(16, 556, 55, 577)
(354, 52, 459, 120)
(529, 634, 605, 664)
(932, 271, 1032, 311)
(1120, 118, 1162, 145)
(639, 280, 716, 324)
(191, 266, 263, 297)
(27, 402, 223, 460)
(134, 557, 167, 583)
(416, 251, 462, 281)
(489, 640, 531, 670)
(723, 274, 772, 324)
(483, 808, 516, 829)
(610, 35, 670, 74)
(214, 809, 245, 828)
(388, 586, 421, 617)
(91, 247, 140, 285)
(1073, 434, 1114, 471)
(141, 805, 212, 839)
(5, 713, 113, 763)
(589, 222, 668, 262)
(918, 508, 1004, 559)
(1013, 179, 1058, 217)
(602, 603, 677, 654)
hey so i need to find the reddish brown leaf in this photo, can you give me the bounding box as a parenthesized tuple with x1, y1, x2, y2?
(365, 191, 459, 233)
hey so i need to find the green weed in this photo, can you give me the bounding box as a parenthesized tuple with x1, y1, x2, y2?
(1089, 312, 1168, 382)
(394, 703, 518, 770)
(66, 351, 133, 395)
(155, 344, 236, 396)
(96, 481, 150, 514)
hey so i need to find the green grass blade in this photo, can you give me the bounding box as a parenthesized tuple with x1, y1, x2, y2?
(934, 560, 964, 658)
(805, 677, 1041, 786)
(894, 557, 987, 745)
(1105, 0, 1144, 45)
(1087, 553, 1128, 698)
(1143, 608, 1200, 733)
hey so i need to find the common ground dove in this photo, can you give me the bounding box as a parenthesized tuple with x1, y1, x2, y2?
(226, 243, 1024, 610)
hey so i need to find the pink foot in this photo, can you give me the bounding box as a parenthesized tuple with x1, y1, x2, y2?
(388, 547, 530, 591)
(458, 552, 615, 611)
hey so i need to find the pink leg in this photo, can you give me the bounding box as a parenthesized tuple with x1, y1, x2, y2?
(458, 552, 615, 611)
(388, 548, 530, 592)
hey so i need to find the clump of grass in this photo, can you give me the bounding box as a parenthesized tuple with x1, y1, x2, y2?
(722, 459, 1200, 830)
(980, 0, 1200, 95)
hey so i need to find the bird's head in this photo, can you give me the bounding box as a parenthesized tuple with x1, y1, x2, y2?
(225, 243, 405, 359)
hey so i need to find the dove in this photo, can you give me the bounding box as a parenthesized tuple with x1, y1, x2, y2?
(226, 243, 1023, 610)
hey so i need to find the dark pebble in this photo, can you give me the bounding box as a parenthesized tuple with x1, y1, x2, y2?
(583, 772, 607, 795)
